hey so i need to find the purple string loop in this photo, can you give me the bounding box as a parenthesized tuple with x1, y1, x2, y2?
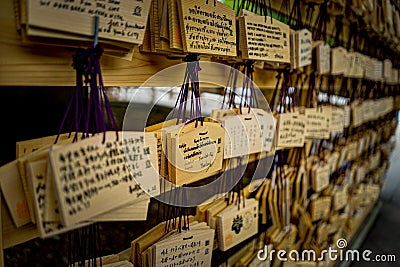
(56, 44, 118, 144)
(175, 54, 202, 127)
(239, 61, 257, 114)
(222, 64, 242, 110)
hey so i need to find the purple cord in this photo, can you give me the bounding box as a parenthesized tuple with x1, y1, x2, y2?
(57, 45, 118, 144)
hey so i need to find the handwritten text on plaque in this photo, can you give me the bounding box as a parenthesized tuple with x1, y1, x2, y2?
(28, 0, 151, 44)
(177, 0, 236, 56)
(49, 132, 159, 226)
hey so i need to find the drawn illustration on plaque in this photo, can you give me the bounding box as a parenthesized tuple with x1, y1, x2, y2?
(231, 215, 243, 234)
(243, 210, 254, 230)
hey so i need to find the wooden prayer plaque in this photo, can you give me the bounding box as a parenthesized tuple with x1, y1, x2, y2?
(169, 122, 224, 186)
(49, 131, 160, 226)
(177, 0, 236, 56)
(276, 112, 306, 148)
(27, 0, 151, 44)
(240, 14, 290, 63)
(217, 199, 259, 251)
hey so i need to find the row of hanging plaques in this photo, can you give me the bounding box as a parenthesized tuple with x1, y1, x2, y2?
(126, 123, 392, 267)
(276, 96, 394, 148)
(0, 94, 394, 240)
(23, 0, 400, 81)
(0, 132, 158, 239)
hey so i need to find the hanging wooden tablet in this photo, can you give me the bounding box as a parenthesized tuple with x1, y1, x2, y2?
(311, 163, 330, 192)
(394, 7, 400, 36)
(310, 196, 331, 221)
(216, 198, 259, 251)
(368, 100, 378, 121)
(239, 13, 290, 63)
(17, 149, 48, 224)
(43, 151, 61, 222)
(364, 56, 374, 80)
(329, 212, 347, 233)
(374, 60, 383, 81)
(392, 68, 398, 85)
(383, 59, 393, 81)
(0, 160, 32, 227)
(355, 165, 366, 184)
(222, 109, 275, 158)
(386, 96, 394, 114)
(304, 107, 331, 139)
(176, 0, 236, 56)
(351, 99, 364, 127)
(149, 0, 160, 52)
(330, 107, 345, 134)
(276, 112, 306, 148)
(25, 159, 88, 237)
(394, 95, 400, 111)
(344, 105, 351, 128)
(143, 223, 209, 266)
(363, 132, 371, 153)
(366, 58, 383, 81)
(210, 109, 237, 121)
(375, 98, 384, 117)
(293, 163, 308, 213)
(162, 124, 185, 181)
(152, 229, 214, 267)
(167, 0, 184, 50)
(365, 184, 380, 202)
(251, 109, 276, 153)
(315, 41, 330, 75)
(145, 119, 182, 177)
(168, 121, 224, 185)
(369, 151, 381, 171)
(16, 133, 74, 159)
(49, 131, 160, 226)
(316, 222, 329, 244)
(333, 186, 347, 211)
(331, 47, 348, 75)
(206, 199, 228, 229)
(19, 143, 78, 224)
(27, 0, 151, 44)
(298, 208, 312, 242)
(383, 0, 394, 32)
(344, 52, 355, 78)
(131, 222, 168, 267)
(296, 29, 312, 68)
(354, 52, 366, 78)
(290, 31, 298, 69)
(196, 197, 220, 223)
(327, 151, 340, 173)
(362, 100, 374, 123)
(346, 141, 358, 161)
(260, 180, 271, 224)
(44, 162, 149, 224)
(222, 114, 249, 158)
(131, 217, 195, 267)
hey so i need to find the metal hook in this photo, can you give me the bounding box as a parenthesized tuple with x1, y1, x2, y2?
(93, 15, 99, 48)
